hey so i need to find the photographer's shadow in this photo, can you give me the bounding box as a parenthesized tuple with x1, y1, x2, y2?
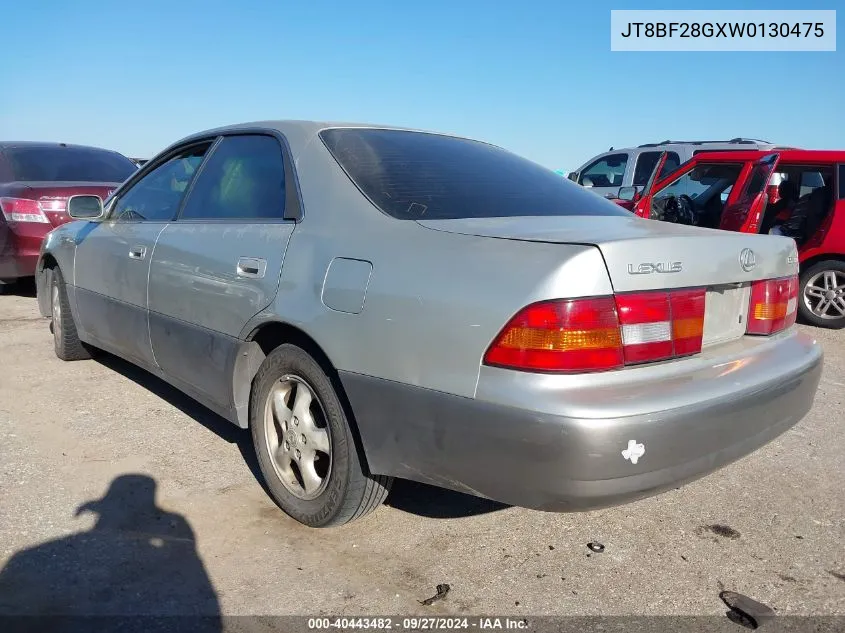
(0, 474, 220, 630)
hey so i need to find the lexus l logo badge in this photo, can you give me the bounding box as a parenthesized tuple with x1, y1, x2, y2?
(739, 248, 757, 272)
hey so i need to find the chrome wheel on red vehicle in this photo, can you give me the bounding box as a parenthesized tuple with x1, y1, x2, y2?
(799, 261, 845, 330)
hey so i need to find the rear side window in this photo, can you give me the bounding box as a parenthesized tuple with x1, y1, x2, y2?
(657, 152, 681, 179)
(634, 151, 681, 186)
(4, 146, 138, 183)
(320, 129, 629, 220)
(180, 135, 285, 221)
(633, 152, 661, 187)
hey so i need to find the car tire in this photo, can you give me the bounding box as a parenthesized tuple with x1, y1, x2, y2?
(798, 260, 845, 330)
(50, 267, 93, 361)
(249, 343, 392, 527)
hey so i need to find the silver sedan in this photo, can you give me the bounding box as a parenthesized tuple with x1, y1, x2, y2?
(35, 121, 823, 527)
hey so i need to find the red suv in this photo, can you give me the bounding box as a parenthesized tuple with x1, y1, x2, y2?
(0, 142, 138, 289)
(617, 150, 845, 329)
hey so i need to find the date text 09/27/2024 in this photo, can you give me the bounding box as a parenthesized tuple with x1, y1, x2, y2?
(307, 617, 529, 630)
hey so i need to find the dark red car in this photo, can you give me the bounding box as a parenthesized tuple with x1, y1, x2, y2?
(0, 142, 138, 288)
(617, 149, 845, 329)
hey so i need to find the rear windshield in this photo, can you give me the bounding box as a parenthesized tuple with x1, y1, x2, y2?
(4, 146, 138, 183)
(320, 128, 630, 220)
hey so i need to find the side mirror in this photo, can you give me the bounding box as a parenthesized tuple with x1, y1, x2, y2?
(617, 186, 638, 202)
(567, 172, 578, 182)
(68, 195, 104, 220)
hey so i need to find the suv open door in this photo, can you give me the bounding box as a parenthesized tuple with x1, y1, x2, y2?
(719, 152, 780, 233)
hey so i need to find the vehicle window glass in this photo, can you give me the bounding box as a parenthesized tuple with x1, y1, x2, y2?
(654, 163, 743, 201)
(180, 135, 285, 220)
(578, 153, 628, 187)
(633, 152, 661, 187)
(740, 164, 771, 202)
(5, 146, 138, 183)
(657, 152, 681, 179)
(799, 170, 826, 198)
(319, 128, 630, 220)
(839, 165, 845, 200)
(111, 144, 210, 222)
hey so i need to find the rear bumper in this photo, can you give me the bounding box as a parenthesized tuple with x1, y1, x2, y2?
(0, 222, 47, 281)
(342, 330, 823, 511)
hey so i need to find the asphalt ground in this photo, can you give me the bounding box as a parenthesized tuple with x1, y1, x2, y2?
(1, 284, 843, 628)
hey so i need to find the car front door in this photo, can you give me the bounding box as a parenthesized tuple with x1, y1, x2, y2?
(73, 143, 212, 366)
(147, 133, 296, 410)
(719, 153, 780, 233)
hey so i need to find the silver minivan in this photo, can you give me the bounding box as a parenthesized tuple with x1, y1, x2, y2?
(567, 138, 790, 200)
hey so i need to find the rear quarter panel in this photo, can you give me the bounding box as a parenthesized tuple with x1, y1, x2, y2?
(799, 199, 845, 263)
(244, 137, 614, 399)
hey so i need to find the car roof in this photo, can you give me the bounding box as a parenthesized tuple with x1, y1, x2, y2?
(693, 149, 845, 163)
(168, 119, 486, 160)
(0, 141, 123, 152)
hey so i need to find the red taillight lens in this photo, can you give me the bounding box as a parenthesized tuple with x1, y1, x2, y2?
(670, 289, 706, 356)
(483, 298, 624, 373)
(0, 197, 50, 224)
(747, 275, 798, 335)
(484, 288, 707, 374)
(615, 292, 673, 363)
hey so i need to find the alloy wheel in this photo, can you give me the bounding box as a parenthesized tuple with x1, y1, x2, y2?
(263, 375, 332, 500)
(803, 269, 845, 320)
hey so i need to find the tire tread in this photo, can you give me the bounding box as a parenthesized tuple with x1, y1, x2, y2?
(51, 267, 92, 361)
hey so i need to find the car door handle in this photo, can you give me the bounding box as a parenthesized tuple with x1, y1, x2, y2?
(236, 257, 266, 279)
(128, 245, 147, 260)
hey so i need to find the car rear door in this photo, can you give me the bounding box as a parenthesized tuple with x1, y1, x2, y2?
(147, 133, 297, 410)
(719, 153, 780, 233)
(72, 143, 212, 366)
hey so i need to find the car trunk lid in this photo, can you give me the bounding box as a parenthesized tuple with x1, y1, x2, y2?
(417, 215, 799, 347)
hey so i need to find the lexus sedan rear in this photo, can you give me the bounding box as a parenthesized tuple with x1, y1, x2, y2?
(35, 121, 823, 526)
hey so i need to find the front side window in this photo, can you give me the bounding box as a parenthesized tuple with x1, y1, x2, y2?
(179, 135, 285, 220)
(740, 163, 772, 202)
(110, 144, 210, 222)
(5, 146, 138, 183)
(320, 128, 629, 220)
(578, 153, 628, 188)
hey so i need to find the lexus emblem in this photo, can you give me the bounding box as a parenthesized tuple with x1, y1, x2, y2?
(739, 248, 757, 272)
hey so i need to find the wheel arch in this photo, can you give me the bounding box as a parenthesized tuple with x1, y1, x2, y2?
(799, 252, 845, 274)
(36, 253, 59, 318)
(232, 320, 376, 473)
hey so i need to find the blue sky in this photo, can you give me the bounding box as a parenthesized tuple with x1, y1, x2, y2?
(1, 0, 841, 171)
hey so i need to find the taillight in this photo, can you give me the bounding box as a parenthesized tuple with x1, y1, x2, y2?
(0, 197, 50, 224)
(484, 288, 707, 374)
(747, 275, 798, 335)
(38, 198, 67, 212)
(483, 298, 624, 373)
